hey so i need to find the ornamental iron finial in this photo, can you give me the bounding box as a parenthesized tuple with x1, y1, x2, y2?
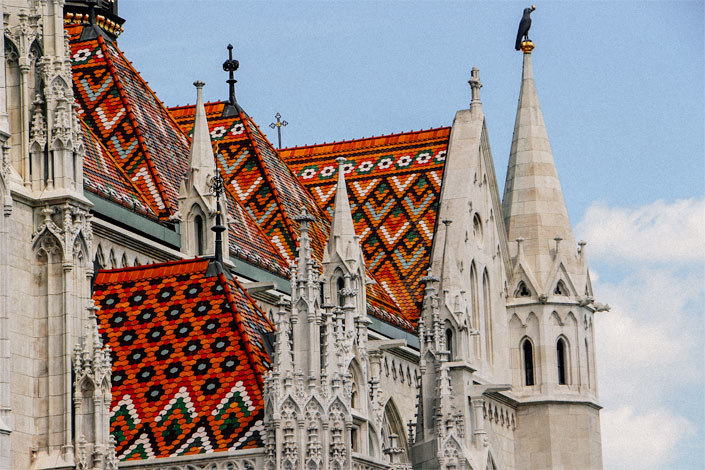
(269, 113, 288, 149)
(223, 44, 239, 106)
(209, 173, 226, 264)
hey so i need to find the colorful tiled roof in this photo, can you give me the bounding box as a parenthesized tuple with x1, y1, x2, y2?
(81, 117, 156, 218)
(170, 102, 413, 331)
(69, 24, 188, 218)
(280, 128, 450, 322)
(67, 23, 288, 277)
(170, 102, 330, 266)
(93, 259, 273, 460)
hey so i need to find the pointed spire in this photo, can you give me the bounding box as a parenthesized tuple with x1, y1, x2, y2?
(324, 158, 361, 268)
(502, 50, 577, 283)
(188, 81, 217, 188)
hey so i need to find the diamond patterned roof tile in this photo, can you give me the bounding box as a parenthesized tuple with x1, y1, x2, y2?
(280, 128, 451, 322)
(170, 103, 414, 331)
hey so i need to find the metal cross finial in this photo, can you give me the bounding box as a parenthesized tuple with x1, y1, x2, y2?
(269, 113, 288, 149)
(222, 44, 239, 106)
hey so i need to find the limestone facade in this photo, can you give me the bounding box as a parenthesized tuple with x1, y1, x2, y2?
(0, 3, 605, 469)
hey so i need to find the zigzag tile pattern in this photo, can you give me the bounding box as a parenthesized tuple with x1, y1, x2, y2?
(170, 102, 329, 265)
(170, 103, 413, 331)
(68, 24, 288, 277)
(93, 259, 273, 460)
(69, 24, 187, 217)
(280, 128, 450, 322)
(81, 117, 156, 217)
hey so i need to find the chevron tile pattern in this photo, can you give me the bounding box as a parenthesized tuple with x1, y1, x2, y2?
(93, 259, 273, 460)
(280, 128, 450, 322)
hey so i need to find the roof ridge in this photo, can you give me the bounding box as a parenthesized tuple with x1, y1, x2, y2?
(97, 257, 209, 274)
(168, 100, 227, 112)
(218, 272, 268, 390)
(280, 126, 451, 155)
(80, 116, 155, 213)
(97, 35, 174, 218)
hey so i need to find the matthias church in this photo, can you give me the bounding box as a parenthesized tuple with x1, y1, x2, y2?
(0, 1, 605, 469)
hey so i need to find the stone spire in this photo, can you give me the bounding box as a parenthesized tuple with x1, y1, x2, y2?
(502, 48, 577, 284)
(187, 81, 217, 191)
(323, 157, 363, 272)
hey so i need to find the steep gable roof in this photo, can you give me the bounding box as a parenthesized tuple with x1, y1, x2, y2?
(67, 23, 289, 277)
(280, 128, 450, 321)
(69, 24, 187, 218)
(93, 259, 273, 460)
(170, 103, 413, 331)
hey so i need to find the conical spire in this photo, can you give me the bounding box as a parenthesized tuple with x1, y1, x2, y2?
(188, 81, 217, 189)
(324, 157, 361, 269)
(502, 49, 577, 283)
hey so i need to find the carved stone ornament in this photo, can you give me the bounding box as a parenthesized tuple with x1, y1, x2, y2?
(32, 203, 93, 263)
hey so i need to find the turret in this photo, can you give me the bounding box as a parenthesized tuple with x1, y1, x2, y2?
(503, 39, 603, 470)
(177, 81, 228, 259)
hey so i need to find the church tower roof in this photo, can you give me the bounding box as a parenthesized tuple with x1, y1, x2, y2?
(502, 45, 577, 284)
(324, 157, 361, 269)
(186, 81, 217, 189)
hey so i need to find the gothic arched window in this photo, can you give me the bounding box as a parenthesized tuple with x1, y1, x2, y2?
(557, 338, 568, 385)
(483, 270, 494, 364)
(194, 214, 205, 256)
(445, 327, 454, 361)
(336, 276, 345, 308)
(522, 339, 535, 386)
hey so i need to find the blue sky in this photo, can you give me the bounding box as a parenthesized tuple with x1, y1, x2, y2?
(118, 1, 704, 468)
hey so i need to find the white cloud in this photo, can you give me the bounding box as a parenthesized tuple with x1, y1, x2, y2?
(576, 197, 705, 264)
(577, 197, 704, 469)
(601, 406, 696, 470)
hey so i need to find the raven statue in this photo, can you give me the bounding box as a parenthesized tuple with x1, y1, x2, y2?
(515, 5, 536, 51)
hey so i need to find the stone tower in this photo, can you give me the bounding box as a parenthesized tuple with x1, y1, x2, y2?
(1, 1, 115, 468)
(502, 41, 603, 469)
(263, 158, 390, 469)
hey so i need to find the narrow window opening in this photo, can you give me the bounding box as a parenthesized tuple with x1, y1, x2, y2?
(194, 215, 205, 256)
(337, 277, 345, 307)
(350, 427, 359, 452)
(585, 339, 591, 389)
(516, 281, 530, 297)
(445, 328, 454, 361)
(554, 280, 566, 296)
(557, 338, 567, 385)
(522, 339, 535, 386)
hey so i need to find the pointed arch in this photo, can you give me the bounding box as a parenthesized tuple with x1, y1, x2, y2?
(483, 268, 494, 364)
(382, 398, 410, 464)
(521, 337, 535, 386)
(470, 261, 480, 358)
(189, 203, 207, 256)
(109, 249, 117, 269)
(444, 319, 456, 361)
(556, 335, 570, 385)
(348, 359, 363, 411)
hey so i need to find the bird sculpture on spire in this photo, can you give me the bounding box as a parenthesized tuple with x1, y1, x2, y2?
(515, 5, 536, 51)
